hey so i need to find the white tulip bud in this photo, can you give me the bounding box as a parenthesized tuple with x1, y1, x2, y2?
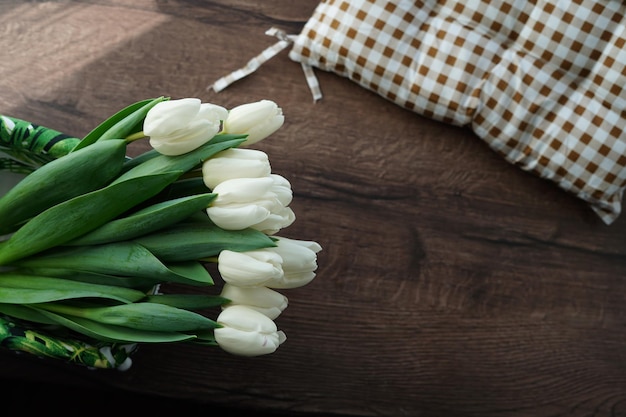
(214, 305, 286, 356)
(143, 98, 228, 156)
(207, 175, 295, 234)
(264, 236, 322, 289)
(218, 249, 283, 287)
(217, 236, 322, 290)
(223, 100, 284, 145)
(202, 148, 271, 190)
(220, 284, 288, 319)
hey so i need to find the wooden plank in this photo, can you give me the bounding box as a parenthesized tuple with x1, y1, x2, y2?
(1, 1, 625, 416)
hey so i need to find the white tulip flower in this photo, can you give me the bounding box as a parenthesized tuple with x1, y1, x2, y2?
(220, 283, 288, 320)
(207, 174, 295, 234)
(264, 236, 322, 289)
(202, 148, 271, 190)
(143, 98, 228, 156)
(218, 237, 322, 289)
(218, 249, 283, 287)
(223, 100, 284, 145)
(214, 305, 286, 356)
(250, 205, 296, 236)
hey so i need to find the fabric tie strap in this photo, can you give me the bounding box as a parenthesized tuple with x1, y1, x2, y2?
(208, 27, 322, 102)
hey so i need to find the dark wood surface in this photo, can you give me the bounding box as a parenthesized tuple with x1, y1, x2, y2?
(1, 1, 626, 416)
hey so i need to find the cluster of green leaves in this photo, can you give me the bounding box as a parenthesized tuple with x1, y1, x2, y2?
(0, 98, 276, 348)
(0, 115, 81, 173)
(0, 315, 136, 369)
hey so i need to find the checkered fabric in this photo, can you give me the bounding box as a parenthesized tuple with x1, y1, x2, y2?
(288, 0, 626, 224)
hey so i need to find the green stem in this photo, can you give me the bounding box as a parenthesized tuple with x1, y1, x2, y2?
(178, 169, 203, 180)
(125, 131, 147, 142)
(199, 256, 219, 263)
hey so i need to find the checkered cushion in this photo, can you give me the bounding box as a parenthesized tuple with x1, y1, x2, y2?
(288, 0, 626, 224)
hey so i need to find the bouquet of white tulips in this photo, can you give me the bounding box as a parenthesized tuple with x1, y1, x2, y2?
(0, 97, 321, 370)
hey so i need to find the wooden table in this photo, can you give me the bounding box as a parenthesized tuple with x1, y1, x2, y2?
(1, 1, 626, 416)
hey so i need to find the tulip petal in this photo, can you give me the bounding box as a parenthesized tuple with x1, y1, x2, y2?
(223, 100, 284, 145)
(197, 103, 228, 122)
(202, 148, 271, 189)
(214, 305, 283, 356)
(273, 236, 321, 271)
(266, 271, 316, 289)
(220, 284, 288, 320)
(207, 204, 271, 230)
(149, 119, 221, 156)
(253, 207, 296, 235)
(244, 114, 285, 145)
(144, 98, 201, 137)
(262, 237, 322, 288)
(212, 177, 274, 203)
(224, 100, 275, 132)
(218, 250, 283, 287)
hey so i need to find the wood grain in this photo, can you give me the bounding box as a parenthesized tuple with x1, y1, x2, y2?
(1, 1, 626, 416)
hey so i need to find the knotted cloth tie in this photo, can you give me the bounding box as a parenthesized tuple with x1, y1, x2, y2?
(208, 27, 322, 102)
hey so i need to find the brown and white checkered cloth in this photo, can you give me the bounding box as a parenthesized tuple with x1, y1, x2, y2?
(288, 0, 626, 224)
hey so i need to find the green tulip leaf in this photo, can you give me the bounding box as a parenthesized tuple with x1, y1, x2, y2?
(113, 135, 247, 184)
(145, 294, 228, 309)
(143, 177, 211, 205)
(73, 97, 168, 151)
(207, 133, 249, 145)
(12, 242, 214, 286)
(165, 261, 214, 286)
(134, 220, 276, 262)
(12, 267, 159, 290)
(191, 328, 218, 345)
(0, 303, 57, 325)
(29, 306, 196, 343)
(120, 133, 246, 173)
(67, 193, 216, 246)
(119, 148, 160, 172)
(0, 287, 131, 305)
(0, 274, 145, 304)
(0, 139, 127, 235)
(0, 171, 182, 265)
(40, 302, 218, 332)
